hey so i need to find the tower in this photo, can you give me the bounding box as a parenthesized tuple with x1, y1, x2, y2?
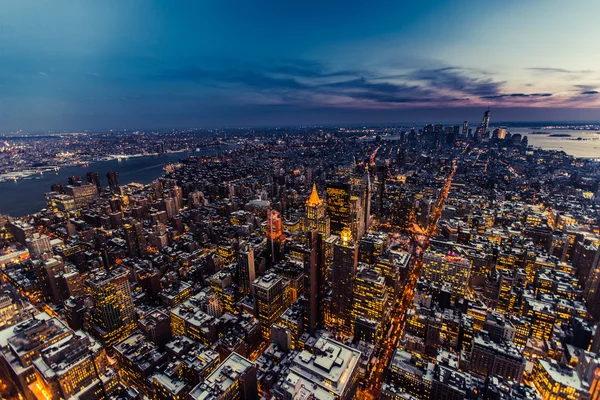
(106, 171, 120, 193)
(267, 209, 284, 264)
(361, 170, 372, 233)
(330, 228, 358, 333)
(86, 171, 101, 191)
(304, 184, 330, 237)
(326, 182, 352, 237)
(303, 229, 324, 335)
(238, 243, 256, 295)
(482, 108, 491, 136)
(462, 121, 469, 137)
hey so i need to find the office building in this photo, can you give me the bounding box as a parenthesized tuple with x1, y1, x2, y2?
(330, 230, 358, 333)
(106, 171, 119, 192)
(276, 337, 361, 400)
(327, 182, 352, 237)
(188, 352, 258, 400)
(253, 272, 290, 338)
(32, 331, 118, 399)
(422, 250, 471, 297)
(87, 267, 137, 347)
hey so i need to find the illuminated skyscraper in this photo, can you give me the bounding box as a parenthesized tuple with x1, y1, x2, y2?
(267, 209, 285, 264)
(326, 182, 352, 237)
(462, 121, 469, 137)
(330, 229, 358, 333)
(266, 209, 283, 242)
(353, 266, 388, 343)
(87, 267, 136, 347)
(304, 184, 330, 237)
(253, 272, 290, 338)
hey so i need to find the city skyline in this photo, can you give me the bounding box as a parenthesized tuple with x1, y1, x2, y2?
(2, 0, 600, 131)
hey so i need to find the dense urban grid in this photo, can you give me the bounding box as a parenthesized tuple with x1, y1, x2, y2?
(0, 111, 599, 400)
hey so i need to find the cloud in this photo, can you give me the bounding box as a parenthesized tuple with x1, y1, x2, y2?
(152, 59, 571, 108)
(481, 93, 553, 99)
(407, 67, 504, 96)
(574, 84, 596, 91)
(527, 67, 593, 74)
(580, 90, 599, 95)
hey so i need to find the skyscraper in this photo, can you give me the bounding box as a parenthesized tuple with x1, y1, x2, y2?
(482, 108, 491, 136)
(106, 171, 120, 192)
(267, 209, 285, 264)
(238, 242, 256, 295)
(353, 266, 388, 343)
(87, 267, 136, 347)
(360, 170, 371, 233)
(326, 182, 352, 237)
(86, 171, 101, 191)
(304, 184, 330, 237)
(253, 272, 290, 338)
(303, 229, 324, 335)
(330, 228, 358, 333)
(462, 121, 469, 137)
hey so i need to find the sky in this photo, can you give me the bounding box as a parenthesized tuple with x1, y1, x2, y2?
(2, 0, 600, 131)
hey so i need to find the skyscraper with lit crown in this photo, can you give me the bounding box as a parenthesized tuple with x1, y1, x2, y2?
(304, 184, 330, 237)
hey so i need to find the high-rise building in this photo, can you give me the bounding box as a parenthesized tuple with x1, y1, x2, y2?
(275, 337, 361, 400)
(469, 331, 525, 382)
(189, 352, 258, 400)
(267, 209, 285, 264)
(422, 250, 471, 298)
(304, 184, 330, 237)
(326, 182, 352, 237)
(303, 229, 324, 335)
(86, 171, 101, 191)
(64, 183, 98, 207)
(87, 267, 136, 347)
(253, 272, 290, 338)
(360, 171, 372, 233)
(482, 108, 491, 135)
(353, 266, 388, 343)
(124, 222, 147, 258)
(0, 314, 73, 397)
(330, 229, 358, 333)
(238, 243, 256, 295)
(32, 331, 118, 399)
(26, 233, 52, 258)
(106, 171, 119, 192)
(462, 121, 469, 137)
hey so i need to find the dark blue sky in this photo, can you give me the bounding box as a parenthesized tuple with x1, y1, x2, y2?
(2, 0, 600, 131)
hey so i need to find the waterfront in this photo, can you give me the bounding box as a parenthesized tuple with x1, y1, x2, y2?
(513, 128, 600, 159)
(0, 146, 233, 217)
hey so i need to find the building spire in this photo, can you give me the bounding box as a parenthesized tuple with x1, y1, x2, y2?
(307, 184, 322, 206)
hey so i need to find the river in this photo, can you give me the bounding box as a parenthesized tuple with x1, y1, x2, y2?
(510, 128, 600, 159)
(0, 146, 234, 217)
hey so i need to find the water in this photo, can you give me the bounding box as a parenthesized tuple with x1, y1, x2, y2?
(511, 128, 600, 159)
(0, 146, 234, 217)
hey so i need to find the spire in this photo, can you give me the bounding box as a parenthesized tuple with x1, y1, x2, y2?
(307, 184, 322, 206)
